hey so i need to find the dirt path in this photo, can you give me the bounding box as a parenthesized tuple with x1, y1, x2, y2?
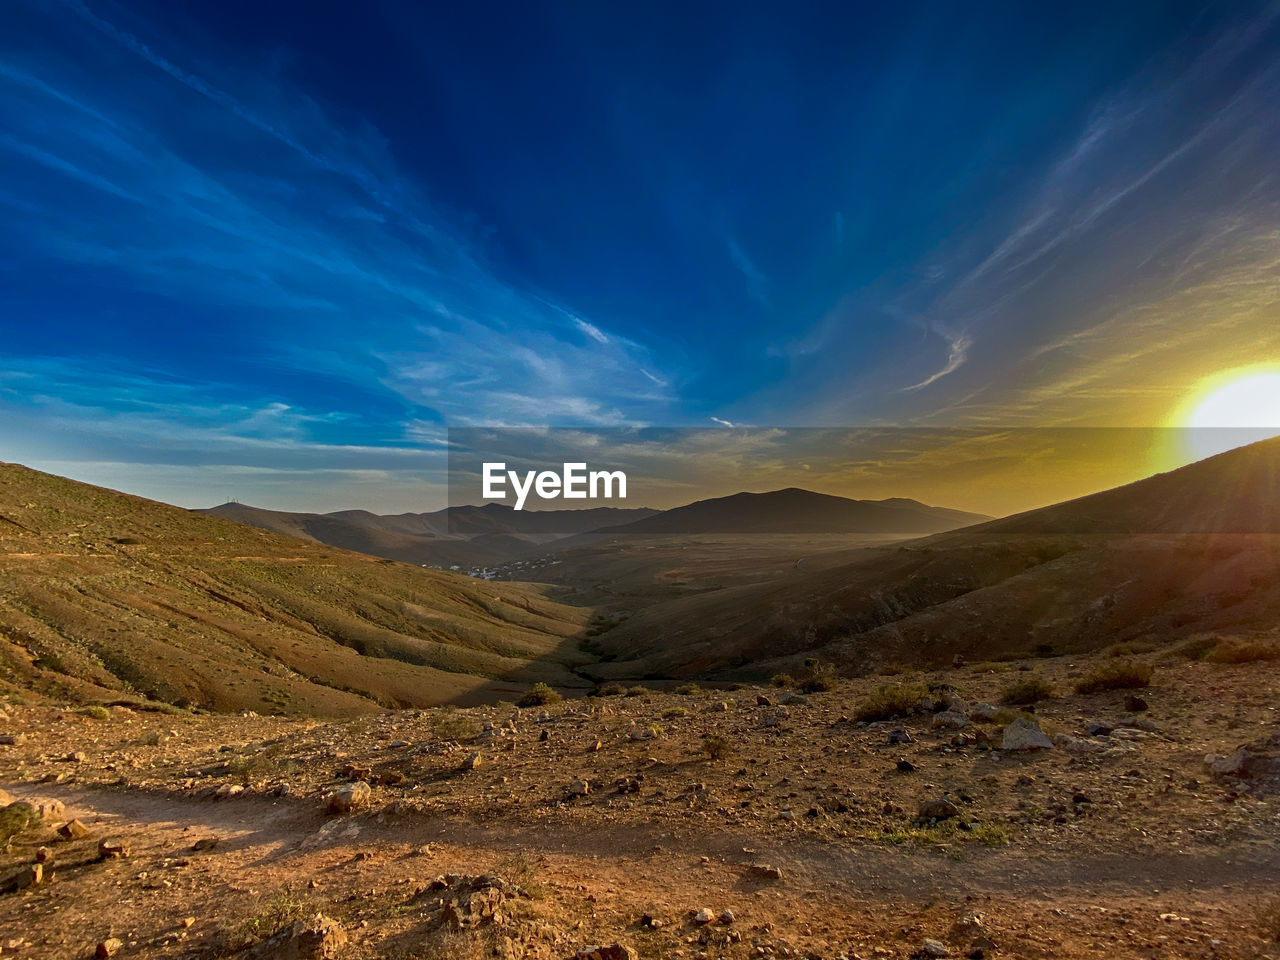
(5, 783, 1279, 959)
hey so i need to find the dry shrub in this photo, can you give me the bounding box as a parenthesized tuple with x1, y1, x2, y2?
(1073, 658, 1153, 694)
(1205, 637, 1280, 664)
(517, 682, 561, 707)
(1000, 676, 1055, 706)
(854, 682, 927, 722)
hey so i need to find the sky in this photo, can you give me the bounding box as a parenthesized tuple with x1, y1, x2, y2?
(2, 0, 1279, 512)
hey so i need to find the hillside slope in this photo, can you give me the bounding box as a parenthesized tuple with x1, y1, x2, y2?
(592, 438, 1280, 679)
(599, 487, 990, 535)
(0, 464, 593, 715)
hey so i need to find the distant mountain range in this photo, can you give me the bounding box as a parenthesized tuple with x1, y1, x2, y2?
(596, 488, 991, 535)
(203, 489, 991, 569)
(590, 436, 1280, 681)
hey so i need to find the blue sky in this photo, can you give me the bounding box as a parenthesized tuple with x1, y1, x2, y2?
(2, 0, 1279, 511)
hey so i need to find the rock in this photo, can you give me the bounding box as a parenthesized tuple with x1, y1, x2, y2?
(888, 729, 914, 745)
(0, 733, 26, 746)
(756, 695, 772, 706)
(575, 946, 638, 960)
(98, 838, 128, 859)
(0, 788, 12, 806)
(1001, 717, 1053, 751)
(568, 779, 591, 797)
(693, 907, 715, 924)
(1053, 734, 1104, 755)
(463, 752, 483, 769)
(917, 798, 961, 821)
(58, 818, 91, 839)
(779, 693, 808, 706)
(1206, 738, 1280, 781)
(68, 751, 87, 763)
(1085, 721, 1113, 736)
(897, 760, 916, 773)
(920, 938, 950, 958)
(328, 781, 371, 814)
(967, 935, 998, 958)
(538, 729, 549, 742)
(931, 711, 971, 730)
(35, 846, 52, 863)
(1123, 694, 1148, 712)
(943, 692, 969, 713)
(214, 783, 244, 799)
(34, 799, 65, 820)
(719, 908, 735, 924)
(96, 938, 124, 958)
(242, 913, 347, 959)
(968, 703, 1001, 722)
(191, 837, 219, 851)
(749, 863, 783, 880)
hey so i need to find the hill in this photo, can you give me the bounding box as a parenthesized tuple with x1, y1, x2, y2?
(0, 463, 594, 715)
(589, 437, 1280, 680)
(597, 487, 990, 535)
(202, 501, 659, 569)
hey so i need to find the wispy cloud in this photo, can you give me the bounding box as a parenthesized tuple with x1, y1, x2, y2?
(727, 236, 771, 305)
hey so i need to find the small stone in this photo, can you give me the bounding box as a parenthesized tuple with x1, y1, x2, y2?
(328, 781, 371, 814)
(693, 907, 715, 924)
(917, 798, 961, 821)
(462, 752, 482, 770)
(15, 863, 42, 888)
(68, 751, 87, 763)
(749, 864, 783, 880)
(96, 938, 124, 958)
(539, 729, 549, 742)
(920, 938, 950, 958)
(1085, 721, 1113, 736)
(1001, 717, 1053, 751)
(888, 729, 914, 745)
(1123, 694, 1148, 712)
(58, 818, 91, 840)
(897, 759, 916, 773)
(968, 703, 1001, 722)
(719, 908, 735, 924)
(35, 846, 52, 863)
(98, 838, 128, 859)
(0, 733, 26, 746)
(569, 779, 591, 797)
(930, 710, 970, 730)
(192, 837, 219, 851)
(214, 783, 244, 799)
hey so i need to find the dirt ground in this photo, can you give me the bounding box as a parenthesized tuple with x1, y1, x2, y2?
(2, 654, 1278, 959)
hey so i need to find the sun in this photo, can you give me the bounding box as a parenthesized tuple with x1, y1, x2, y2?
(1176, 365, 1280, 460)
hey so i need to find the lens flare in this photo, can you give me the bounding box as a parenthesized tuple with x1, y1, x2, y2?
(1176, 366, 1280, 460)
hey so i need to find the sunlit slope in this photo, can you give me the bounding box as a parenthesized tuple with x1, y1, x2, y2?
(0, 464, 592, 714)
(592, 437, 1280, 679)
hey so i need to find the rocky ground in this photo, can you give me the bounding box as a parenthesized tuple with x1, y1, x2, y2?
(1, 652, 1278, 959)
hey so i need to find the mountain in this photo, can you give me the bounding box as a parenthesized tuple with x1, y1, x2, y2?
(202, 502, 659, 569)
(588, 437, 1280, 680)
(0, 463, 594, 715)
(597, 487, 991, 535)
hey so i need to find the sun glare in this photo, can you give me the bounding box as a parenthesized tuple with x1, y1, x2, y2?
(1178, 366, 1280, 460)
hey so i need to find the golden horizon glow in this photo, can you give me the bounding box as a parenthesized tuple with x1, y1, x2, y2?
(1173, 364, 1280, 461)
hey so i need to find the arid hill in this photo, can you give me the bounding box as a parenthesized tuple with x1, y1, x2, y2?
(590, 438, 1280, 681)
(0, 464, 594, 716)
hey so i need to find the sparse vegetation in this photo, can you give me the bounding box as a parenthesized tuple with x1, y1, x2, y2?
(624, 685, 649, 697)
(493, 852, 546, 900)
(76, 705, 113, 721)
(1073, 658, 1153, 694)
(517, 682, 562, 707)
(673, 683, 702, 696)
(594, 681, 627, 697)
(1205, 637, 1280, 664)
(434, 712, 482, 742)
(702, 733, 732, 760)
(770, 673, 794, 688)
(661, 706, 687, 718)
(1000, 676, 1055, 705)
(854, 682, 927, 722)
(232, 890, 311, 950)
(0, 803, 40, 845)
(798, 658, 839, 693)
